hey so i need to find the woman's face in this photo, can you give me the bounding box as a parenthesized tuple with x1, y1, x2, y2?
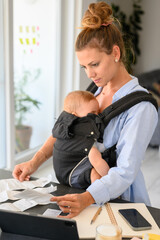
(76, 47, 119, 87)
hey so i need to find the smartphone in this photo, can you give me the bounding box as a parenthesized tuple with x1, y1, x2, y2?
(118, 208, 152, 231)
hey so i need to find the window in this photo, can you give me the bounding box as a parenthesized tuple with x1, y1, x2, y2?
(13, 0, 59, 155)
(1, 0, 94, 170)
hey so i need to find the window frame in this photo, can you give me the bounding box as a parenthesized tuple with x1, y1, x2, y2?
(3, 0, 15, 170)
(0, 0, 6, 168)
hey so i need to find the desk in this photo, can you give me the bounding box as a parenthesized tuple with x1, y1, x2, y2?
(0, 169, 160, 239)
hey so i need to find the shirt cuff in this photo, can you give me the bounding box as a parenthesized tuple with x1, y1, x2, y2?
(87, 179, 110, 205)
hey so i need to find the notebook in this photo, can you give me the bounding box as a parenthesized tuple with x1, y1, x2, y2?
(0, 209, 79, 240)
(73, 203, 160, 239)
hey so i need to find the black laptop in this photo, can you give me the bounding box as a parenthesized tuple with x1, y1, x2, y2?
(0, 210, 79, 240)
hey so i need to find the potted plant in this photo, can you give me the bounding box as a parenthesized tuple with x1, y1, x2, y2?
(14, 68, 41, 153)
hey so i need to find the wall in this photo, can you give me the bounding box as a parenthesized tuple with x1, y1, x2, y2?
(135, 0, 160, 74)
(98, 0, 160, 75)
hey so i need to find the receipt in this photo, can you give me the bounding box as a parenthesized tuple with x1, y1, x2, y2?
(14, 188, 54, 205)
(13, 199, 37, 211)
(0, 175, 52, 192)
(0, 190, 20, 203)
(0, 199, 37, 212)
(43, 208, 62, 217)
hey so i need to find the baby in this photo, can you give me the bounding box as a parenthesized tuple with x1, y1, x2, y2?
(52, 90, 110, 189)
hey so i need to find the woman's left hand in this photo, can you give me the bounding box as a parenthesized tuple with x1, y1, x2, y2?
(50, 191, 95, 218)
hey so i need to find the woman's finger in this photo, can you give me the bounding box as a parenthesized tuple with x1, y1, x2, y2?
(59, 205, 79, 214)
(50, 194, 79, 209)
(24, 175, 30, 181)
(59, 206, 71, 213)
(58, 206, 80, 218)
(58, 200, 77, 208)
(51, 194, 76, 202)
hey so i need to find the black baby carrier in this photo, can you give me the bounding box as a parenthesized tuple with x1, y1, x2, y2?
(53, 85, 158, 189)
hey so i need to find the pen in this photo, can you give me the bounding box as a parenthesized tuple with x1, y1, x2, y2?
(90, 206, 102, 224)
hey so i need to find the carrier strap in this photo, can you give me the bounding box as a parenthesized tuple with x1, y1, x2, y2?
(98, 91, 158, 166)
(99, 91, 158, 126)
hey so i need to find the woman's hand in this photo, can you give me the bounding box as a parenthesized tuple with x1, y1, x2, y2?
(12, 160, 38, 182)
(50, 191, 95, 218)
(12, 142, 53, 182)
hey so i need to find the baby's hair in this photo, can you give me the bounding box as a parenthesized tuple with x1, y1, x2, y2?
(75, 1, 126, 65)
(64, 90, 96, 113)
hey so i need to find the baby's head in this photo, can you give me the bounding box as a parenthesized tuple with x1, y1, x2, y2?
(64, 90, 99, 117)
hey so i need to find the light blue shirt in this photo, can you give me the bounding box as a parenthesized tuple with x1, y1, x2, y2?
(87, 77, 158, 206)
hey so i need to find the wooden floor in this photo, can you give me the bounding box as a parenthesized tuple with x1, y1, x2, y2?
(33, 146, 160, 209)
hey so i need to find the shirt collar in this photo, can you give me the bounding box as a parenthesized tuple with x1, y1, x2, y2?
(94, 76, 139, 103)
(112, 76, 139, 103)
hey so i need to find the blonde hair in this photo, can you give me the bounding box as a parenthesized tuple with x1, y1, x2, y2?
(75, 1, 126, 64)
(64, 90, 96, 113)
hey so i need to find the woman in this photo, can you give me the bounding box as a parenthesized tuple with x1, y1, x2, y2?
(13, 1, 158, 218)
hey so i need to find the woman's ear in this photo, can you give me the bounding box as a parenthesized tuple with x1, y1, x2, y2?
(112, 45, 120, 62)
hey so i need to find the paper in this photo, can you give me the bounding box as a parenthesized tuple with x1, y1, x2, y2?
(0, 175, 52, 192)
(0, 189, 53, 212)
(13, 199, 37, 211)
(0, 199, 37, 212)
(0, 190, 20, 203)
(43, 208, 62, 218)
(34, 184, 56, 194)
(0, 176, 55, 212)
(0, 202, 20, 211)
(0, 185, 56, 203)
(14, 189, 54, 205)
(72, 203, 160, 239)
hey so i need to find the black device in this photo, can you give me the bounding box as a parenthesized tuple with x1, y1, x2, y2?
(118, 208, 152, 231)
(0, 209, 79, 240)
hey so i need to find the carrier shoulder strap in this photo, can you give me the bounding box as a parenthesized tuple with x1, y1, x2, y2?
(99, 91, 158, 126)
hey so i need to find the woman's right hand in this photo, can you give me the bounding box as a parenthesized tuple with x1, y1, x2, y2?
(12, 160, 37, 182)
(50, 191, 95, 218)
(12, 136, 55, 182)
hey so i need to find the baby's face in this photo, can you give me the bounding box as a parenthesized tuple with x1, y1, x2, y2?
(76, 99, 99, 117)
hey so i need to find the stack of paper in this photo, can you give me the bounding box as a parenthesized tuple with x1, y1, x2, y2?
(0, 176, 56, 212)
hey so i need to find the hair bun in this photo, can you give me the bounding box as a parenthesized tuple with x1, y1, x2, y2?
(81, 1, 114, 29)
